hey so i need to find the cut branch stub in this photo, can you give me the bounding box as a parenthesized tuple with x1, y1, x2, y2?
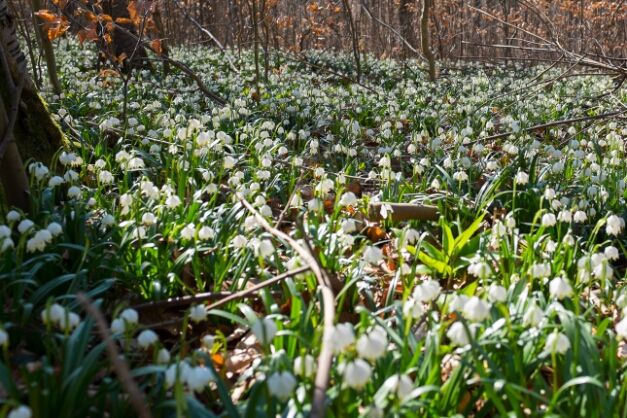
(367, 202, 440, 222)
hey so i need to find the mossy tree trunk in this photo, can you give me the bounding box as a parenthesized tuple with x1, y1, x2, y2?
(0, 0, 64, 213)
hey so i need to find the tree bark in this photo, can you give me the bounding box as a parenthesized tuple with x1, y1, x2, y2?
(0, 0, 64, 212)
(420, 0, 436, 82)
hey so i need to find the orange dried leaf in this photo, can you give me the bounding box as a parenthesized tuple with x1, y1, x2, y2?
(367, 226, 387, 243)
(151, 39, 162, 53)
(115, 17, 132, 24)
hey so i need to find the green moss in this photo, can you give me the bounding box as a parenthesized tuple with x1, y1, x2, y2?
(0, 62, 66, 167)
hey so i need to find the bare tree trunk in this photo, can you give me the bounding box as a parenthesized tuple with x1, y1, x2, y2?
(0, 0, 64, 213)
(399, 0, 416, 59)
(30, 0, 62, 95)
(342, 0, 361, 82)
(420, 0, 436, 82)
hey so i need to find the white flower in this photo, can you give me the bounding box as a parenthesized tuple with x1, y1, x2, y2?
(545, 331, 571, 354)
(111, 318, 126, 334)
(99, 170, 114, 184)
(573, 211, 587, 223)
(382, 374, 414, 401)
(1, 238, 14, 252)
(447, 321, 475, 346)
(67, 186, 81, 198)
(413, 279, 440, 302)
(6, 210, 21, 222)
(165, 362, 191, 388)
(18, 219, 34, 234)
(41, 303, 65, 324)
(523, 304, 544, 327)
(251, 317, 277, 344)
(198, 226, 215, 240)
(157, 348, 171, 364)
(616, 317, 627, 340)
(605, 246, 620, 261)
(142, 212, 156, 225)
(403, 298, 424, 319)
(137, 330, 158, 348)
(0, 329, 8, 346)
(449, 294, 469, 312)
(468, 260, 492, 279)
(202, 335, 215, 350)
(7, 406, 32, 418)
(165, 195, 182, 209)
(325, 323, 355, 354)
(0, 225, 10, 239)
(180, 223, 196, 240)
(363, 246, 383, 264)
(549, 277, 573, 299)
(557, 210, 572, 223)
(541, 213, 556, 227)
(224, 156, 236, 169)
(120, 308, 138, 324)
(294, 355, 316, 378)
(515, 171, 529, 185)
(341, 219, 357, 233)
(308, 198, 323, 211)
(356, 325, 388, 360)
(47, 222, 63, 236)
(48, 176, 64, 187)
(338, 192, 358, 206)
(259, 205, 273, 217)
(462, 297, 491, 322)
(453, 171, 468, 182)
(188, 366, 216, 392)
(607, 215, 623, 236)
(232, 235, 247, 248)
(342, 359, 372, 389)
(488, 283, 507, 303)
(189, 305, 207, 323)
(267, 371, 297, 401)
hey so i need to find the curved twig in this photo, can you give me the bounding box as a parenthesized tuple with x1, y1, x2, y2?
(234, 192, 335, 418)
(77, 293, 152, 418)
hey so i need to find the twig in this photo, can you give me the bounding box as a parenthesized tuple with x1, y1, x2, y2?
(472, 110, 626, 144)
(367, 202, 440, 222)
(274, 169, 305, 227)
(172, 0, 239, 74)
(76, 293, 152, 418)
(132, 266, 310, 312)
(234, 192, 336, 418)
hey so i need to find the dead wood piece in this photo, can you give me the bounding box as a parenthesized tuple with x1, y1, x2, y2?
(367, 202, 440, 222)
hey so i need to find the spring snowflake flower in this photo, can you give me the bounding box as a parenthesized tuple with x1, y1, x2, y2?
(267, 371, 297, 401)
(232, 235, 247, 248)
(188, 367, 216, 393)
(616, 317, 627, 340)
(294, 355, 316, 378)
(363, 246, 383, 264)
(142, 212, 156, 225)
(382, 374, 414, 401)
(1, 238, 14, 252)
(202, 335, 215, 350)
(342, 359, 372, 389)
(189, 305, 207, 323)
(463, 297, 491, 322)
(447, 321, 475, 346)
(523, 304, 544, 327)
(468, 260, 492, 279)
(27, 229, 53, 252)
(356, 325, 388, 360)
(6, 210, 20, 222)
(165, 362, 192, 388)
(47, 222, 63, 236)
(111, 318, 126, 334)
(413, 279, 441, 302)
(541, 213, 556, 227)
(545, 331, 570, 354)
(449, 294, 469, 312)
(0, 328, 7, 346)
(99, 170, 114, 184)
(165, 195, 182, 209)
(137, 330, 159, 348)
(223, 156, 236, 169)
(198, 226, 215, 240)
(180, 223, 196, 240)
(18, 219, 34, 234)
(341, 219, 357, 234)
(549, 277, 573, 299)
(453, 171, 468, 182)
(48, 176, 64, 187)
(488, 283, 507, 303)
(157, 348, 171, 364)
(7, 406, 32, 418)
(605, 246, 620, 261)
(308, 198, 323, 211)
(403, 298, 424, 319)
(557, 210, 572, 223)
(325, 323, 355, 354)
(606, 215, 623, 236)
(251, 317, 277, 344)
(31, 163, 49, 180)
(338, 192, 358, 206)
(515, 171, 529, 185)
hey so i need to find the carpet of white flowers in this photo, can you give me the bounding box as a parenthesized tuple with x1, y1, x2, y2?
(2, 38, 627, 417)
